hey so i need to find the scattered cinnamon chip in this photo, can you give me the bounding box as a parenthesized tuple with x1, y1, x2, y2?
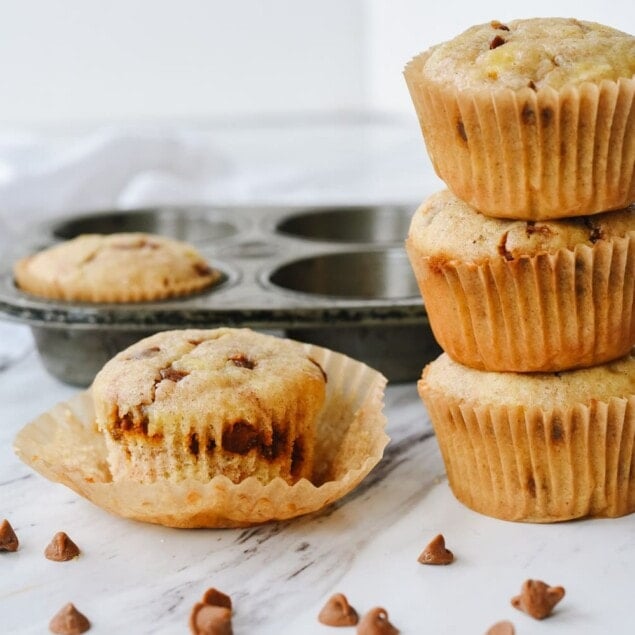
(201, 588, 232, 612)
(190, 588, 233, 634)
(485, 620, 515, 635)
(318, 593, 359, 627)
(357, 607, 399, 634)
(49, 603, 90, 634)
(189, 605, 232, 635)
(45, 532, 81, 561)
(417, 534, 454, 565)
(511, 579, 565, 619)
(0, 519, 19, 552)
(490, 35, 506, 49)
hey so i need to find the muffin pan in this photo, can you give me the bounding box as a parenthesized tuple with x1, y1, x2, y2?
(0, 204, 439, 386)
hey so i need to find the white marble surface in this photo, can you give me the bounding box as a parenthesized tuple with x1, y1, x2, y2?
(1, 120, 634, 634)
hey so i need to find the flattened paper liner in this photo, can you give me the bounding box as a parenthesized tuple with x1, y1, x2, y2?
(407, 235, 635, 372)
(14, 344, 388, 528)
(404, 52, 635, 220)
(420, 382, 635, 523)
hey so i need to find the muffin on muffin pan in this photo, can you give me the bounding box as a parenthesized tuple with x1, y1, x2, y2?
(13, 232, 220, 302)
(406, 190, 635, 372)
(404, 18, 635, 220)
(419, 350, 635, 522)
(92, 328, 327, 485)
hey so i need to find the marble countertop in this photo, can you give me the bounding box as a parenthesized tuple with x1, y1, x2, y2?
(1, 120, 634, 634)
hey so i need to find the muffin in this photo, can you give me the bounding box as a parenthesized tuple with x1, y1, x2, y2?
(406, 190, 635, 372)
(419, 351, 635, 522)
(404, 18, 635, 220)
(14, 232, 220, 302)
(92, 328, 328, 485)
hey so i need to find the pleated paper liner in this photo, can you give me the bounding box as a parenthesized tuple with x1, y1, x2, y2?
(14, 344, 388, 528)
(404, 52, 635, 220)
(406, 234, 635, 372)
(419, 357, 635, 522)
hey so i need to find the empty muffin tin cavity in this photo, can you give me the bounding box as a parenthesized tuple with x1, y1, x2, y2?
(267, 250, 418, 300)
(0, 204, 433, 386)
(276, 206, 412, 244)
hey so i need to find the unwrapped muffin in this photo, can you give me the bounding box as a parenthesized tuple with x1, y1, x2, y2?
(92, 328, 327, 485)
(406, 190, 635, 372)
(419, 350, 635, 522)
(404, 18, 635, 220)
(14, 232, 220, 302)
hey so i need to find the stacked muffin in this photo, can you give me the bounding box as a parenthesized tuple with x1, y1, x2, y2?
(403, 18, 635, 521)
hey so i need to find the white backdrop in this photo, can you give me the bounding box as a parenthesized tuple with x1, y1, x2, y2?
(0, 0, 633, 127)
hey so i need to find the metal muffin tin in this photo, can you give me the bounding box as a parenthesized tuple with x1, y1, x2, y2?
(0, 204, 440, 386)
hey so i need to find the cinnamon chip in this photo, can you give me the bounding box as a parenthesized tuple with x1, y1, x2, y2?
(201, 588, 232, 612)
(49, 603, 91, 634)
(318, 593, 359, 627)
(357, 607, 399, 634)
(190, 588, 233, 634)
(189, 605, 232, 635)
(45, 532, 81, 561)
(485, 620, 515, 635)
(417, 534, 454, 565)
(511, 579, 565, 619)
(0, 519, 19, 552)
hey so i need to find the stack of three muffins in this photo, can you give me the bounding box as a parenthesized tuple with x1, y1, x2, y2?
(403, 18, 635, 522)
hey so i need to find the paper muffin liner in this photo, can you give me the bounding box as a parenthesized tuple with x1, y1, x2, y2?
(404, 54, 635, 220)
(406, 234, 635, 372)
(14, 344, 388, 528)
(419, 381, 635, 522)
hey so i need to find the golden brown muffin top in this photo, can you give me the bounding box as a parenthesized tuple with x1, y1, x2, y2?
(92, 328, 327, 437)
(407, 190, 634, 263)
(416, 18, 635, 90)
(421, 351, 635, 411)
(14, 232, 220, 302)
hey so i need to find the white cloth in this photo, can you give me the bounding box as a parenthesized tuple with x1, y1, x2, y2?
(0, 120, 439, 241)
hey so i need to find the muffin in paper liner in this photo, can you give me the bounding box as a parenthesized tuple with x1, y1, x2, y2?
(419, 352, 635, 522)
(404, 54, 635, 220)
(13, 344, 388, 528)
(406, 193, 635, 372)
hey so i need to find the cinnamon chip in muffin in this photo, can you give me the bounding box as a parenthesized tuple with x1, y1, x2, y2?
(511, 579, 565, 619)
(318, 593, 359, 627)
(417, 533, 454, 565)
(0, 519, 19, 552)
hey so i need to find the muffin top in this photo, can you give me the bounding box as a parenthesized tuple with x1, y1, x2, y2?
(416, 18, 635, 90)
(407, 190, 635, 263)
(14, 232, 220, 302)
(421, 351, 635, 411)
(92, 328, 327, 437)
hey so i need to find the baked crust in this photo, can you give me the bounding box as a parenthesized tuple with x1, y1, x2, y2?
(14, 232, 220, 302)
